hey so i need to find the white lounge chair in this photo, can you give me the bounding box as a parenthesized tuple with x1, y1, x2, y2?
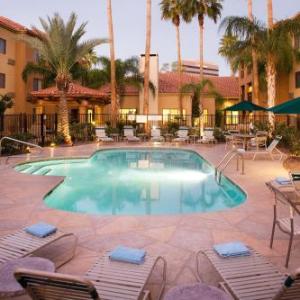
(172, 126, 189, 143)
(123, 126, 140, 142)
(247, 131, 268, 150)
(95, 127, 114, 143)
(15, 252, 167, 300)
(198, 128, 216, 144)
(252, 135, 283, 160)
(151, 127, 165, 142)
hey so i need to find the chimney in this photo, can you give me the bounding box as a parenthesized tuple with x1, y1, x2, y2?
(139, 54, 159, 114)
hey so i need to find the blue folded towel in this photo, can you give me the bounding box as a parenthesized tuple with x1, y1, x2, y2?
(25, 222, 57, 238)
(109, 246, 146, 264)
(275, 177, 291, 185)
(213, 242, 250, 258)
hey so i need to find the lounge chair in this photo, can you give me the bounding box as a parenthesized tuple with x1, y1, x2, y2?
(196, 247, 300, 300)
(172, 126, 189, 143)
(15, 252, 167, 300)
(95, 127, 114, 143)
(247, 131, 268, 150)
(151, 127, 165, 142)
(123, 126, 141, 142)
(252, 135, 283, 160)
(0, 228, 77, 268)
(197, 128, 216, 144)
(267, 180, 300, 268)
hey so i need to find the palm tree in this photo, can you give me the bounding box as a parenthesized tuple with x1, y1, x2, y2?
(248, 0, 259, 104)
(267, 0, 273, 28)
(143, 0, 152, 115)
(220, 15, 300, 120)
(107, 0, 118, 124)
(181, 79, 222, 131)
(25, 13, 106, 144)
(160, 0, 184, 114)
(182, 0, 223, 81)
(97, 56, 155, 101)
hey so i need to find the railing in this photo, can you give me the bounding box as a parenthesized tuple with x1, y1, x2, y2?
(0, 136, 43, 164)
(215, 147, 245, 184)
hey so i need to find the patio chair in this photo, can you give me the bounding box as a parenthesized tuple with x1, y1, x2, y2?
(267, 179, 300, 268)
(247, 131, 268, 150)
(196, 247, 300, 300)
(15, 252, 167, 300)
(197, 128, 216, 144)
(252, 135, 283, 160)
(151, 127, 165, 142)
(172, 126, 189, 143)
(0, 228, 77, 268)
(123, 126, 141, 142)
(95, 127, 114, 143)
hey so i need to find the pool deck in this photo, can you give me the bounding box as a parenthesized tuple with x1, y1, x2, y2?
(1, 142, 299, 299)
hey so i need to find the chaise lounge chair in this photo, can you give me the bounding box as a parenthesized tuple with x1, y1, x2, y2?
(124, 126, 141, 142)
(196, 247, 300, 300)
(151, 127, 165, 142)
(197, 128, 217, 144)
(172, 126, 189, 143)
(95, 127, 114, 143)
(14, 252, 167, 300)
(0, 227, 77, 268)
(252, 135, 283, 160)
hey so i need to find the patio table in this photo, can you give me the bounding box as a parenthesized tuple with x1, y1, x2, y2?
(163, 133, 173, 142)
(110, 133, 120, 142)
(0, 257, 55, 297)
(233, 133, 255, 150)
(189, 134, 199, 144)
(137, 133, 148, 142)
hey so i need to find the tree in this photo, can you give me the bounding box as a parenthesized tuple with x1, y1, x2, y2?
(0, 93, 13, 115)
(248, 0, 259, 104)
(182, 0, 223, 81)
(143, 0, 152, 114)
(97, 56, 155, 101)
(160, 0, 184, 114)
(181, 79, 222, 129)
(25, 13, 106, 144)
(220, 15, 300, 119)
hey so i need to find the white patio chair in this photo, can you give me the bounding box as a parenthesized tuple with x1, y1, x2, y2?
(252, 135, 283, 160)
(150, 127, 165, 142)
(95, 127, 114, 143)
(123, 126, 140, 142)
(197, 128, 216, 144)
(172, 126, 189, 143)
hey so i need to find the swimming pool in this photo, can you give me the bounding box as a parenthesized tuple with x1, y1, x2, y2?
(15, 149, 246, 215)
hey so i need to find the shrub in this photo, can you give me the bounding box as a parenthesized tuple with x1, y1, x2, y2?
(214, 127, 225, 142)
(1, 132, 36, 155)
(69, 123, 95, 142)
(253, 120, 271, 133)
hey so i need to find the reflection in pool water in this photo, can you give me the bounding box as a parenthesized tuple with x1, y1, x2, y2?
(15, 149, 246, 215)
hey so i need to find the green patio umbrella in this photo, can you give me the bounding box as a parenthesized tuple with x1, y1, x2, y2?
(269, 97, 300, 114)
(225, 101, 267, 112)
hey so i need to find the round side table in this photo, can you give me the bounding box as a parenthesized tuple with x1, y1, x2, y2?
(164, 283, 231, 300)
(0, 257, 55, 297)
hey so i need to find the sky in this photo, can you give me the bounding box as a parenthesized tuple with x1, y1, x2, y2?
(1, 0, 299, 75)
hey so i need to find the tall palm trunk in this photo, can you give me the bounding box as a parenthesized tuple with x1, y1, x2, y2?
(267, 0, 275, 126)
(143, 0, 152, 115)
(175, 22, 183, 116)
(198, 16, 204, 136)
(58, 91, 72, 145)
(248, 0, 259, 104)
(107, 0, 117, 124)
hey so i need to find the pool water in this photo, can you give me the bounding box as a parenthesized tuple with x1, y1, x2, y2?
(15, 149, 246, 215)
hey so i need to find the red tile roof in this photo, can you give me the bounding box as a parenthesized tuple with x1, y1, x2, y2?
(99, 72, 240, 98)
(30, 83, 108, 100)
(159, 72, 240, 98)
(0, 16, 38, 36)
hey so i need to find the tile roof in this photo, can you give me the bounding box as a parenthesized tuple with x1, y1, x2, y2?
(0, 16, 38, 36)
(99, 72, 239, 98)
(159, 72, 240, 98)
(30, 83, 108, 100)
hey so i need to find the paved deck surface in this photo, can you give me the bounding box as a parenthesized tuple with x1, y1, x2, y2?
(1, 142, 299, 299)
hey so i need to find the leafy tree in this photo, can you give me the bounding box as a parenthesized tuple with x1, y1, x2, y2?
(0, 93, 13, 115)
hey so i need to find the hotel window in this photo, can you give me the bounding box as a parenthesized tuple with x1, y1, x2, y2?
(0, 73, 5, 88)
(33, 50, 40, 62)
(241, 85, 245, 101)
(33, 78, 43, 91)
(296, 72, 300, 89)
(162, 109, 186, 123)
(226, 111, 239, 125)
(295, 34, 300, 50)
(0, 38, 6, 54)
(119, 108, 137, 121)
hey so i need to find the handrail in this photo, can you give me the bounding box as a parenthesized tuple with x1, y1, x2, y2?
(0, 136, 43, 157)
(215, 147, 245, 184)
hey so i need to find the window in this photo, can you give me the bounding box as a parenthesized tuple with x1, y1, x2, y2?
(33, 50, 40, 62)
(247, 83, 253, 102)
(296, 72, 300, 89)
(33, 78, 43, 91)
(226, 111, 239, 125)
(162, 109, 186, 123)
(241, 85, 245, 100)
(119, 108, 137, 121)
(87, 109, 94, 124)
(0, 73, 5, 88)
(0, 38, 6, 54)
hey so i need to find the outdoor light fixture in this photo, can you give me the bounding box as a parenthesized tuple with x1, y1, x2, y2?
(50, 142, 56, 148)
(25, 146, 31, 153)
